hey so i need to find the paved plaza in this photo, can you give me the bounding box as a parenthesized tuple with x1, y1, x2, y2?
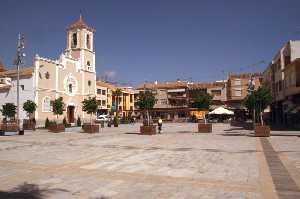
(0, 123, 300, 199)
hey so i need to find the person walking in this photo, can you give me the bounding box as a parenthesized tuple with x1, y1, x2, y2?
(158, 118, 163, 134)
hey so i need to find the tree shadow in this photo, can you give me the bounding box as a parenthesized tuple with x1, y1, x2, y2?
(223, 127, 245, 132)
(0, 182, 69, 199)
(220, 132, 254, 137)
(124, 132, 140, 135)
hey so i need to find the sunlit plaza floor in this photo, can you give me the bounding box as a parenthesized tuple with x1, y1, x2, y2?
(0, 123, 300, 199)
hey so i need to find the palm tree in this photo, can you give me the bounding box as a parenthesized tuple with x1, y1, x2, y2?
(112, 88, 122, 116)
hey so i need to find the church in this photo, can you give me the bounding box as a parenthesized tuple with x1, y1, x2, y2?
(0, 16, 97, 126)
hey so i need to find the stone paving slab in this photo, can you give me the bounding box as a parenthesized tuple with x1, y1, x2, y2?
(0, 123, 299, 198)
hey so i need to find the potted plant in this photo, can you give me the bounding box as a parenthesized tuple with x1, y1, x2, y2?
(192, 92, 213, 133)
(244, 86, 272, 137)
(113, 116, 119, 127)
(22, 100, 37, 130)
(137, 90, 156, 135)
(82, 97, 99, 133)
(0, 103, 18, 133)
(48, 97, 65, 133)
(112, 88, 122, 127)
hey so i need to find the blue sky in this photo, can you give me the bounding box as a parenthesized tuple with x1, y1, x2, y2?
(1, 0, 300, 86)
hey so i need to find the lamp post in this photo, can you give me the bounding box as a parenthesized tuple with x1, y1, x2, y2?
(14, 33, 26, 134)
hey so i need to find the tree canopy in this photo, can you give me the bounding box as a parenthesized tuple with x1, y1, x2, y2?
(23, 100, 37, 117)
(52, 97, 64, 117)
(1, 103, 16, 119)
(82, 97, 98, 115)
(137, 90, 156, 110)
(244, 86, 272, 113)
(191, 92, 212, 110)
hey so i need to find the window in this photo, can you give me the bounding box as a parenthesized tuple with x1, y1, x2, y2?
(72, 33, 77, 48)
(211, 90, 221, 96)
(88, 80, 91, 87)
(284, 56, 291, 67)
(87, 61, 90, 66)
(43, 97, 51, 112)
(102, 100, 106, 106)
(234, 89, 242, 97)
(234, 79, 241, 86)
(69, 84, 73, 93)
(102, 90, 106, 95)
(130, 94, 133, 103)
(86, 34, 90, 49)
(97, 89, 101, 94)
(20, 85, 24, 91)
(45, 72, 50, 79)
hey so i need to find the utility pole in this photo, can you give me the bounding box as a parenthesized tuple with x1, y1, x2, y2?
(14, 33, 26, 134)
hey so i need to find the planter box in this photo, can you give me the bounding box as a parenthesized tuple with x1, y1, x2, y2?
(23, 119, 36, 130)
(254, 125, 270, 137)
(82, 124, 99, 133)
(0, 122, 18, 132)
(198, 123, 212, 133)
(114, 123, 119, 127)
(140, 125, 156, 135)
(48, 124, 65, 133)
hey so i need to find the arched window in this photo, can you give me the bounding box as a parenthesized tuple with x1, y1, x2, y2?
(69, 84, 73, 93)
(72, 33, 77, 48)
(43, 97, 51, 112)
(88, 80, 91, 87)
(87, 61, 90, 66)
(86, 34, 90, 49)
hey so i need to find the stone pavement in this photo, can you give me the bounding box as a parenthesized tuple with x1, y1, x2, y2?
(0, 123, 299, 199)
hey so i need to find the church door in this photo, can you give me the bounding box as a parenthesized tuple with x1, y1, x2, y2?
(67, 106, 75, 123)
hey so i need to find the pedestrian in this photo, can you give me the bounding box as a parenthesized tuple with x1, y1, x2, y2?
(158, 118, 163, 134)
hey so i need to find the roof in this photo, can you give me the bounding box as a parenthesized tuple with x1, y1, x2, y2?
(229, 72, 262, 79)
(0, 59, 5, 72)
(137, 81, 188, 90)
(0, 67, 34, 78)
(188, 82, 225, 90)
(66, 15, 95, 32)
(96, 81, 115, 89)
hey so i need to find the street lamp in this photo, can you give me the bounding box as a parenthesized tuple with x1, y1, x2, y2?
(13, 33, 26, 134)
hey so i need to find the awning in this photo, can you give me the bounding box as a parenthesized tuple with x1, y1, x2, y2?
(208, 106, 234, 115)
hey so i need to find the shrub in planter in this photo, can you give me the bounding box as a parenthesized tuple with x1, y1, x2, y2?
(82, 97, 98, 133)
(76, 116, 81, 127)
(244, 86, 272, 137)
(113, 116, 119, 127)
(191, 93, 213, 133)
(49, 97, 65, 133)
(136, 90, 156, 135)
(23, 100, 37, 130)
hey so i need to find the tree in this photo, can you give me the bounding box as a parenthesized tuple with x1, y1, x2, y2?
(191, 92, 213, 110)
(23, 100, 37, 119)
(244, 86, 272, 125)
(1, 103, 17, 121)
(136, 90, 156, 126)
(52, 97, 64, 121)
(82, 97, 98, 124)
(112, 88, 122, 116)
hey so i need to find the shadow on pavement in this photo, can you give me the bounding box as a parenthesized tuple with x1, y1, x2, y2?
(124, 132, 141, 135)
(223, 127, 245, 132)
(221, 132, 254, 137)
(0, 182, 69, 199)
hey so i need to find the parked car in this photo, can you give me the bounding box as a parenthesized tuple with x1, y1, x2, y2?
(96, 115, 109, 122)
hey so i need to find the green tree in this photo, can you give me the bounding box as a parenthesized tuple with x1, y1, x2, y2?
(244, 86, 272, 125)
(23, 100, 37, 119)
(112, 88, 122, 116)
(191, 92, 212, 110)
(52, 97, 64, 121)
(136, 90, 156, 126)
(82, 97, 98, 124)
(1, 103, 17, 121)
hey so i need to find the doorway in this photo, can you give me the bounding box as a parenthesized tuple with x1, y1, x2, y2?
(67, 106, 75, 123)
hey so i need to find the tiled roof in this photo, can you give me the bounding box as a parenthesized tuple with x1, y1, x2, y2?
(96, 81, 115, 89)
(0, 59, 5, 72)
(137, 81, 188, 90)
(188, 82, 225, 90)
(0, 67, 34, 78)
(67, 15, 95, 32)
(229, 72, 262, 79)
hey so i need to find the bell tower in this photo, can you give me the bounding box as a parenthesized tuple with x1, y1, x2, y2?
(65, 15, 95, 72)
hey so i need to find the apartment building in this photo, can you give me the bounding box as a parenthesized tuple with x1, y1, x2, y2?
(226, 73, 263, 109)
(96, 81, 115, 115)
(263, 40, 300, 128)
